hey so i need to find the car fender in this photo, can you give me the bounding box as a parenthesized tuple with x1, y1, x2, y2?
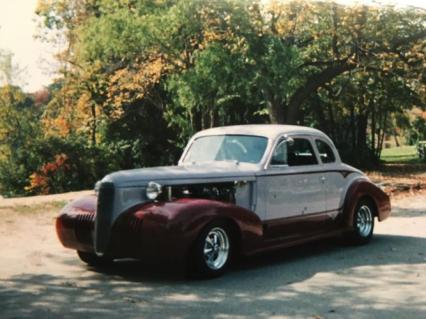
(342, 178, 391, 228)
(116, 198, 264, 259)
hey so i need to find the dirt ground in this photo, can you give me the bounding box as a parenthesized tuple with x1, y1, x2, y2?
(0, 191, 425, 319)
(367, 163, 426, 196)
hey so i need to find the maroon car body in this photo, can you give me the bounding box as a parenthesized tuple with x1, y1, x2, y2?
(56, 125, 391, 277)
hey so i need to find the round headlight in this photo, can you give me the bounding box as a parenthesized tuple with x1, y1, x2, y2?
(146, 181, 162, 200)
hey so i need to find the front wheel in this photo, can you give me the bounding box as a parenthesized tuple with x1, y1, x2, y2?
(190, 221, 233, 278)
(349, 199, 375, 245)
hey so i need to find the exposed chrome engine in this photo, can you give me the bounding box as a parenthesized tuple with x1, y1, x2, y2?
(162, 182, 236, 203)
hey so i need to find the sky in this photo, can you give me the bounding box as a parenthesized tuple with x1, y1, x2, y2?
(0, 0, 60, 92)
(0, 0, 425, 92)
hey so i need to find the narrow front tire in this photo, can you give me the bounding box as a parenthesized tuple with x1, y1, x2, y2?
(77, 251, 112, 267)
(190, 221, 233, 278)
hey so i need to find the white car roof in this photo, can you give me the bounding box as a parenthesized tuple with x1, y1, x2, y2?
(193, 124, 328, 140)
(180, 124, 342, 166)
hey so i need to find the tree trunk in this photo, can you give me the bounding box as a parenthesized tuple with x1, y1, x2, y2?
(311, 95, 328, 134)
(371, 109, 376, 154)
(287, 61, 356, 124)
(377, 111, 388, 158)
(191, 107, 202, 132)
(202, 108, 210, 130)
(356, 112, 369, 150)
(268, 101, 285, 124)
(393, 132, 400, 147)
(264, 88, 285, 124)
(350, 104, 356, 149)
(210, 104, 219, 128)
(327, 103, 336, 142)
(90, 103, 97, 146)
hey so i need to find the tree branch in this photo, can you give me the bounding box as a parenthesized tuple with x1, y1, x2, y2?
(286, 61, 356, 123)
(390, 29, 426, 49)
(298, 58, 349, 69)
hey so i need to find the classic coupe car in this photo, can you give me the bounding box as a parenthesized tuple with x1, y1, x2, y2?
(56, 125, 391, 277)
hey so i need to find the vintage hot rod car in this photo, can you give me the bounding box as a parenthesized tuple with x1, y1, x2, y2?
(56, 125, 391, 277)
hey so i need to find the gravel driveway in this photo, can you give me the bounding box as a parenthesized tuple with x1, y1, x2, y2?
(0, 192, 425, 319)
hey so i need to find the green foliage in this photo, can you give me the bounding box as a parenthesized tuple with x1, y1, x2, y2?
(26, 135, 116, 193)
(166, 42, 268, 144)
(0, 86, 116, 196)
(103, 99, 181, 167)
(408, 116, 426, 144)
(78, 6, 148, 63)
(0, 133, 117, 197)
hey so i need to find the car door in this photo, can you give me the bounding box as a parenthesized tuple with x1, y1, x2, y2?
(314, 138, 347, 216)
(258, 135, 327, 240)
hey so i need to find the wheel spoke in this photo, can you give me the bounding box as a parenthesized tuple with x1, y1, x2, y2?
(213, 234, 218, 245)
(203, 227, 230, 271)
(205, 236, 214, 246)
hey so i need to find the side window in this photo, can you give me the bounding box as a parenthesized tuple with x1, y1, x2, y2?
(288, 138, 318, 166)
(315, 139, 336, 163)
(271, 138, 318, 166)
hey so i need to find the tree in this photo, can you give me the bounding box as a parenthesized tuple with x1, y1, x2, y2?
(30, 0, 426, 189)
(0, 85, 40, 195)
(0, 50, 27, 87)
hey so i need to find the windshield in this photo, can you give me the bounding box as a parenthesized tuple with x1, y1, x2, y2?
(183, 135, 268, 164)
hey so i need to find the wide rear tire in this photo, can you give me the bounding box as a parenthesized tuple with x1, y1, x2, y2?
(348, 199, 375, 245)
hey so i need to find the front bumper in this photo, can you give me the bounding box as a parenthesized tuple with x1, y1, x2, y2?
(56, 204, 146, 258)
(55, 195, 187, 264)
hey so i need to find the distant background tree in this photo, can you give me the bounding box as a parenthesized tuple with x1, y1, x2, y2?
(0, 50, 27, 87)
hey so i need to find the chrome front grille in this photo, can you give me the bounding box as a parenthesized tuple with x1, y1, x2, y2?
(75, 212, 95, 245)
(75, 212, 95, 227)
(95, 182, 115, 254)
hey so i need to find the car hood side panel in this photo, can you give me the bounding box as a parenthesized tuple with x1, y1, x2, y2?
(102, 162, 259, 187)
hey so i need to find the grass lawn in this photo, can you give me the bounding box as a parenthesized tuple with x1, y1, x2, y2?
(380, 145, 421, 164)
(368, 145, 426, 196)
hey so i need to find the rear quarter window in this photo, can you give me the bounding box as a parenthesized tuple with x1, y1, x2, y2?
(315, 139, 336, 163)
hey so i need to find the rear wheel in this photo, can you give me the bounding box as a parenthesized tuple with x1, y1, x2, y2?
(77, 251, 112, 267)
(190, 221, 233, 278)
(349, 199, 375, 244)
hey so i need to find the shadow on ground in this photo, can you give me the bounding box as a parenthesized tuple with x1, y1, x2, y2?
(1, 234, 426, 319)
(391, 207, 426, 217)
(390, 200, 426, 218)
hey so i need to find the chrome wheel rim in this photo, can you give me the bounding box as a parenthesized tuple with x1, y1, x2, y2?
(203, 227, 230, 270)
(356, 205, 373, 237)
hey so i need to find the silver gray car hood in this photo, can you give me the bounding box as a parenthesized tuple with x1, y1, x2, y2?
(102, 161, 259, 187)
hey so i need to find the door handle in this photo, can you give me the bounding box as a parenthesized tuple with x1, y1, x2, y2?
(320, 176, 326, 183)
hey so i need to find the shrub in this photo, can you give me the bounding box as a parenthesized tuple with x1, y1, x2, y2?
(0, 135, 116, 197)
